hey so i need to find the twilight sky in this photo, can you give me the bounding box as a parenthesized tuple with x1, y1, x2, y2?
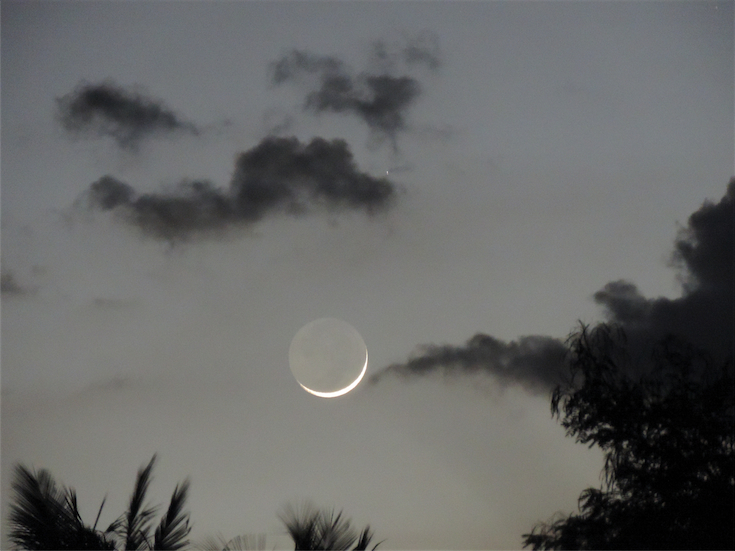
(1, 1, 733, 549)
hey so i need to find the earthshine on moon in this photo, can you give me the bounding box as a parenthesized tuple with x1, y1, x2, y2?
(288, 318, 368, 398)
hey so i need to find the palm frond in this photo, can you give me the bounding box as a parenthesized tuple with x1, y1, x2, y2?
(8, 465, 69, 550)
(317, 509, 357, 551)
(190, 533, 231, 551)
(105, 515, 125, 534)
(279, 502, 320, 550)
(153, 479, 191, 550)
(8, 464, 115, 550)
(117, 455, 160, 550)
(63, 485, 117, 549)
(223, 533, 267, 550)
(279, 502, 375, 551)
(191, 532, 266, 551)
(353, 526, 383, 551)
(92, 494, 108, 531)
(64, 488, 88, 529)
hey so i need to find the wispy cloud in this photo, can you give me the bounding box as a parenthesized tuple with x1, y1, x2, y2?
(79, 137, 398, 241)
(270, 32, 440, 150)
(1, 271, 33, 296)
(371, 30, 442, 71)
(56, 81, 200, 150)
(401, 30, 441, 70)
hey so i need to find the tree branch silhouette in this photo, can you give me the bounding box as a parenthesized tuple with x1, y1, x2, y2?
(523, 323, 734, 550)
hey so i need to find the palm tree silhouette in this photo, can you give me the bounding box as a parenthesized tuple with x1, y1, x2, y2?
(278, 502, 382, 551)
(192, 532, 266, 550)
(7, 464, 116, 550)
(114, 455, 191, 550)
(8, 454, 191, 551)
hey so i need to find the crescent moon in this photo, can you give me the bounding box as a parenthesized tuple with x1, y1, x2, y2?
(298, 350, 368, 398)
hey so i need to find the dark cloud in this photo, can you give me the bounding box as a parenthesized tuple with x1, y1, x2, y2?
(372, 180, 735, 392)
(270, 33, 440, 150)
(370, 334, 568, 394)
(56, 81, 199, 150)
(271, 50, 346, 84)
(401, 30, 441, 70)
(1, 271, 28, 295)
(594, 179, 734, 362)
(672, 180, 734, 293)
(80, 137, 397, 241)
(369, 31, 441, 73)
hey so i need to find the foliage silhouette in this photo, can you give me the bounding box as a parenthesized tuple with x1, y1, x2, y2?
(8, 465, 116, 550)
(152, 479, 191, 550)
(523, 323, 734, 550)
(191, 532, 266, 550)
(8, 454, 191, 550)
(278, 502, 382, 551)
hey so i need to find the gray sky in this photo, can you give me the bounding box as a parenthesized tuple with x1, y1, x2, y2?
(2, 1, 732, 549)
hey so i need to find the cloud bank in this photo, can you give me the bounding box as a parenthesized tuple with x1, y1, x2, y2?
(56, 81, 199, 150)
(369, 334, 568, 394)
(594, 179, 734, 362)
(81, 137, 397, 241)
(372, 180, 735, 392)
(270, 32, 440, 150)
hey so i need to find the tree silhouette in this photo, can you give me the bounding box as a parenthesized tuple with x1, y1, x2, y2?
(278, 502, 382, 551)
(523, 323, 734, 550)
(192, 532, 266, 550)
(8, 454, 191, 551)
(7, 465, 116, 550)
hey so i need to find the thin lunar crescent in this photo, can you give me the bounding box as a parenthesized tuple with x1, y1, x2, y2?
(298, 350, 368, 398)
(288, 318, 368, 398)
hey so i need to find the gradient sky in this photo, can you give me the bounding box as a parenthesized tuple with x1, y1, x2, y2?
(2, 1, 733, 549)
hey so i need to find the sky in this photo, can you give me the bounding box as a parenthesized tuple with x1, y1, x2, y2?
(1, 1, 733, 549)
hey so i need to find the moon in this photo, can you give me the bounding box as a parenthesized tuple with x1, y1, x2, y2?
(288, 318, 368, 398)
